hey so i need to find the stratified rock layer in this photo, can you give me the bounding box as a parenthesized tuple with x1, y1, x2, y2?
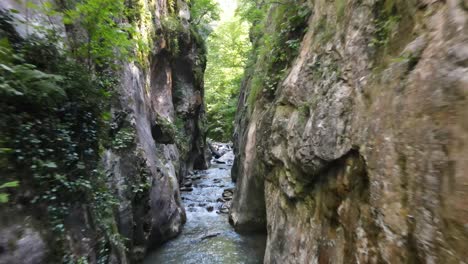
(231, 1, 468, 263)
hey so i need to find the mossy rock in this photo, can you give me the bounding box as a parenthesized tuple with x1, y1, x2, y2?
(151, 116, 176, 144)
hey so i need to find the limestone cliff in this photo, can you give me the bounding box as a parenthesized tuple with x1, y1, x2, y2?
(231, 0, 468, 263)
(0, 0, 207, 263)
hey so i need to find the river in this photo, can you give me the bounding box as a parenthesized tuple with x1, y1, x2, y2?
(144, 147, 266, 264)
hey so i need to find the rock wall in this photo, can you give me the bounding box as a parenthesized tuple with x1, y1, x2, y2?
(231, 0, 468, 263)
(0, 0, 207, 263)
(105, 0, 208, 256)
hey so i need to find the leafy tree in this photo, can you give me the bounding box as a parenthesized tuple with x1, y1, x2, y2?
(205, 16, 251, 141)
(236, 0, 266, 25)
(60, 0, 135, 68)
(235, 0, 310, 110)
(189, 0, 220, 37)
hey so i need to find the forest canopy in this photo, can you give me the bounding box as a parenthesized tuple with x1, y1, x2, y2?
(204, 0, 251, 141)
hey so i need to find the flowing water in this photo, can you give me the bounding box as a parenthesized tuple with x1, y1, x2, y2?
(144, 149, 266, 264)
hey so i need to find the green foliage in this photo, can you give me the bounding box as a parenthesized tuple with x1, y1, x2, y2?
(369, 0, 410, 55)
(175, 131, 190, 157)
(61, 0, 135, 67)
(189, 0, 220, 37)
(0, 181, 19, 188)
(336, 0, 346, 20)
(161, 14, 183, 55)
(236, 0, 266, 38)
(370, 14, 401, 48)
(0, 180, 19, 203)
(0, 38, 65, 104)
(112, 127, 136, 150)
(243, 0, 311, 110)
(205, 15, 251, 141)
(236, 0, 265, 24)
(0, 29, 120, 261)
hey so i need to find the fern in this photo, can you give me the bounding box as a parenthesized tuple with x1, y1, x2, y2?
(0, 39, 65, 104)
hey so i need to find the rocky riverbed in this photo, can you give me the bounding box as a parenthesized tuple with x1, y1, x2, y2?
(144, 145, 266, 263)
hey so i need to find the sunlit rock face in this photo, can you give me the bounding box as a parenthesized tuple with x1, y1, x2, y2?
(107, 0, 208, 252)
(0, 0, 208, 262)
(231, 0, 468, 263)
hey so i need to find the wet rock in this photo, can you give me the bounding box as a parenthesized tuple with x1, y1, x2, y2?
(192, 176, 203, 181)
(211, 142, 233, 157)
(184, 180, 193, 187)
(215, 151, 235, 165)
(200, 232, 221, 241)
(222, 188, 234, 199)
(208, 141, 222, 159)
(180, 187, 193, 192)
(206, 206, 214, 212)
(217, 208, 229, 214)
(217, 203, 230, 214)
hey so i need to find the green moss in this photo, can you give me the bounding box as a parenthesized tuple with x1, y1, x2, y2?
(311, 16, 335, 46)
(173, 116, 190, 156)
(336, 0, 346, 20)
(370, 14, 401, 48)
(161, 14, 183, 56)
(154, 115, 177, 144)
(130, 0, 156, 68)
(297, 104, 310, 125)
(247, 75, 263, 112)
(369, 0, 421, 72)
(245, 1, 311, 111)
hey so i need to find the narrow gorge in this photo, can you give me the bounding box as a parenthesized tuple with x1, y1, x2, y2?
(0, 0, 467, 264)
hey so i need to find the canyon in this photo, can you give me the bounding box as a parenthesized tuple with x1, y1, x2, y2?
(1, 0, 468, 263)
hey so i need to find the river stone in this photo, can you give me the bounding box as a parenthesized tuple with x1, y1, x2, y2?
(218, 208, 229, 214)
(222, 190, 233, 198)
(184, 180, 193, 187)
